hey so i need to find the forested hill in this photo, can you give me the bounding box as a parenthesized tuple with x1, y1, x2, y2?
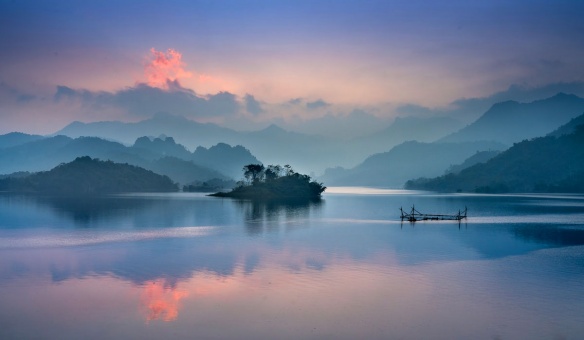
(0, 156, 178, 194)
(405, 124, 584, 193)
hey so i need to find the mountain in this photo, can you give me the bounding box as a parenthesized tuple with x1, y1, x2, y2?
(131, 136, 192, 160)
(548, 112, 584, 137)
(0, 156, 178, 194)
(192, 143, 260, 179)
(146, 156, 228, 185)
(354, 116, 463, 148)
(0, 135, 75, 174)
(439, 93, 584, 145)
(0, 132, 44, 149)
(239, 124, 332, 174)
(56, 112, 240, 147)
(406, 124, 584, 193)
(55, 117, 333, 174)
(444, 150, 501, 175)
(0, 135, 143, 174)
(320, 140, 505, 188)
(0, 134, 260, 185)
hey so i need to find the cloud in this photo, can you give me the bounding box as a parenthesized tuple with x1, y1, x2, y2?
(50, 81, 242, 122)
(205, 91, 240, 117)
(287, 98, 303, 105)
(306, 99, 330, 110)
(244, 94, 263, 115)
(145, 48, 193, 89)
(0, 81, 37, 103)
(393, 81, 584, 124)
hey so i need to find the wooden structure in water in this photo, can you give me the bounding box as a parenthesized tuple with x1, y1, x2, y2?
(400, 205, 467, 222)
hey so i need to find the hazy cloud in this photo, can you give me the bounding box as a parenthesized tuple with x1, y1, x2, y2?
(244, 94, 263, 115)
(52, 81, 242, 121)
(205, 92, 240, 117)
(394, 81, 584, 124)
(0, 81, 37, 104)
(288, 98, 303, 105)
(306, 99, 330, 110)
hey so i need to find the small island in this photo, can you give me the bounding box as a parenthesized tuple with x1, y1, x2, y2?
(0, 156, 178, 195)
(210, 164, 326, 200)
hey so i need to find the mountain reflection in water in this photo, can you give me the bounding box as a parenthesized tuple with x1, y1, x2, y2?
(1, 191, 584, 338)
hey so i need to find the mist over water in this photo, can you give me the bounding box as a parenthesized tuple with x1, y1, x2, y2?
(1, 189, 584, 339)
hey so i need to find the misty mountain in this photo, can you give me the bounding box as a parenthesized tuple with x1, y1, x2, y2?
(0, 134, 260, 185)
(0, 135, 142, 174)
(0, 156, 178, 194)
(320, 140, 505, 188)
(0, 135, 75, 174)
(439, 93, 584, 145)
(55, 115, 334, 174)
(52, 114, 463, 174)
(406, 125, 584, 193)
(128, 136, 259, 179)
(56, 112, 239, 147)
(131, 136, 193, 160)
(192, 143, 260, 179)
(146, 156, 228, 185)
(0, 132, 44, 149)
(239, 124, 334, 174)
(444, 150, 501, 175)
(344, 116, 464, 159)
(548, 112, 584, 137)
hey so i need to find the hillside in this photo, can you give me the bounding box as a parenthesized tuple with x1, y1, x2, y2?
(192, 143, 260, 179)
(55, 115, 333, 173)
(146, 156, 228, 185)
(548, 112, 584, 137)
(406, 125, 584, 193)
(320, 140, 504, 188)
(0, 134, 259, 185)
(0, 156, 178, 194)
(444, 150, 501, 174)
(439, 93, 584, 145)
(0, 132, 44, 149)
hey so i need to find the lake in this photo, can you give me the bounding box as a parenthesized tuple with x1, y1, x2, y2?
(1, 188, 584, 339)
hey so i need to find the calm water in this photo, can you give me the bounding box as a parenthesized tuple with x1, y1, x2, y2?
(1, 188, 584, 339)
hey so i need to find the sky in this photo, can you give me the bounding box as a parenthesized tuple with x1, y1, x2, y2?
(1, 0, 584, 135)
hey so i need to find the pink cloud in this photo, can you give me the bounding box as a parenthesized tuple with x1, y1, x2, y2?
(145, 48, 193, 89)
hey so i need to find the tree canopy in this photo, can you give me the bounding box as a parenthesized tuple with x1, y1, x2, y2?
(211, 164, 326, 199)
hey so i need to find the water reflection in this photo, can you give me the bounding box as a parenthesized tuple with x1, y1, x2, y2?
(233, 198, 323, 235)
(2, 191, 584, 338)
(141, 279, 189, 322)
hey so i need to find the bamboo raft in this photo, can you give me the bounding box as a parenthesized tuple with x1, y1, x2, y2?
(400, 205, 467, 222)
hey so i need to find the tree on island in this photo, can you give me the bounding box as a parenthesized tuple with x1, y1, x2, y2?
(211, 164, 326, 199)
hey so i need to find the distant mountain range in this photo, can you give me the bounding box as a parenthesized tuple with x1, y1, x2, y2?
(439, 93, 584, 145)
(0, 132, 44, 149)
(3, 92, 583, 189)
(405, 113, 584, 193)
(54, 114, 332, 174)
(50, 93, 584, 176)
(320, 140, 505, 187)
(0, 134, 259, 185)
(319, 93, 584, 187)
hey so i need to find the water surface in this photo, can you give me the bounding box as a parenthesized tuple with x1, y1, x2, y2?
(1, 189, 583, 339)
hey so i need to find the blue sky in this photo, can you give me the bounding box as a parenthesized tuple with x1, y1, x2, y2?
(1, 0, 584, 133)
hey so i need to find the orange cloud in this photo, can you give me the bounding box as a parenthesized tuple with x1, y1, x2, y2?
(145, 48, 193, 89)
